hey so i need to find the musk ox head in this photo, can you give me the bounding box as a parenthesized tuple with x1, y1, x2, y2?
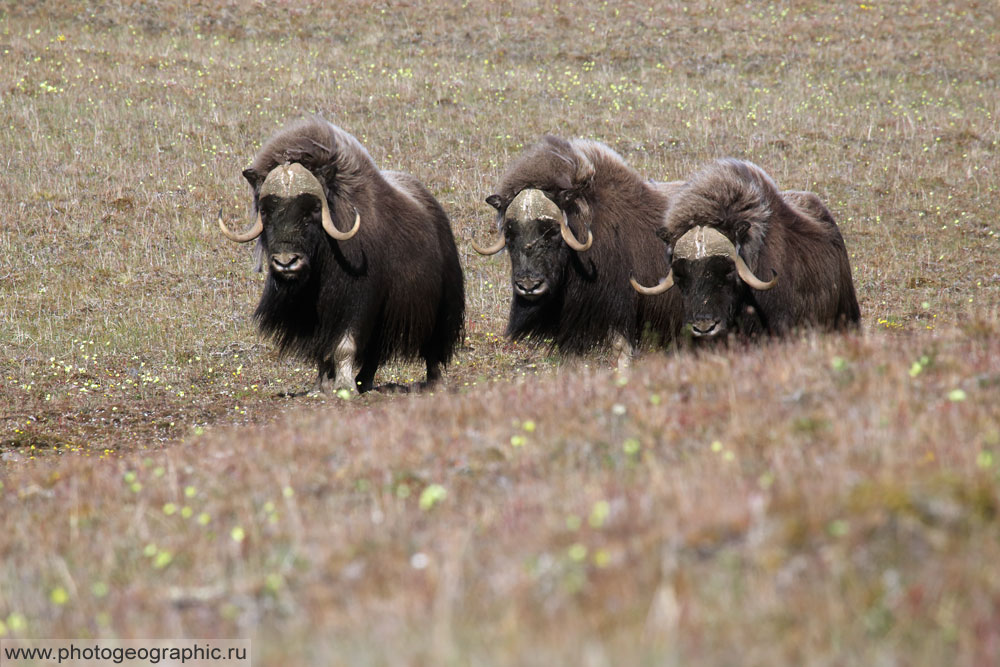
(475, 188, 592, 301)
(632, 225, 777, 339)
(219, 162, 360, 283)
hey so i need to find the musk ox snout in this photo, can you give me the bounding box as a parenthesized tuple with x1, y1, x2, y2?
(513, 275, 548, 300)
(678, 264, 741, 339)
(269, 252, 308, 279)
(690, 318, 725, 339)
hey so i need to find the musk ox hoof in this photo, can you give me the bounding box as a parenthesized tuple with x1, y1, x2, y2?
(310, 375, 359, 397)
(373, 378, 441, 394)
(275, 388, 311, 398)
(374, 382, 412, 394)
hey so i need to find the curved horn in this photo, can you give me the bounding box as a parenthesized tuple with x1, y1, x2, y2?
(733, 254, 778, 291)
(218, 208, 263, 243)
(630, 272, 674, 296)
(322, 202, 360, 241)
(471, 232, 506, 255)
(258, 163, 358, 242)
(559, 210, 593, 252)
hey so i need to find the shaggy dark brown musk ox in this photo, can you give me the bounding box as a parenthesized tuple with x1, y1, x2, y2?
(219, 117, 464, 394)
(632, 158, 860, 340)
(472, 136, 684, 367)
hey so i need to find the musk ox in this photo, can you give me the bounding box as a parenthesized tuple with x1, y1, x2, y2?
(631, 158, 860, 339)
(219, 117, 464, 393)
(472, 136, 684, 367)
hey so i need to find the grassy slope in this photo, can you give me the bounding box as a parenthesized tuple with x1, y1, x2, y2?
(1, 1, 999, 664)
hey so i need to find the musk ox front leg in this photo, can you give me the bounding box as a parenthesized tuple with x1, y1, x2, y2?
(332, 333, 360, 393)
(313, 333, 360, 395)
(612, 332, 635, 374)
(312, 360, 334, 395)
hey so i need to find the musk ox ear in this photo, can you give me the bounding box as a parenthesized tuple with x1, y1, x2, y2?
(485, 194, 503, 211)
(654, 227, 671, 244)
(733, 218, 752, 243)
(242, 168, 263, 190)
(554, 174, 592, 210)
(553, 189, 574, 209)
(311, 162, 337, 191)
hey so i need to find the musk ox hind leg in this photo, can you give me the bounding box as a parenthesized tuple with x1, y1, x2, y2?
(424, 359, 442, 388)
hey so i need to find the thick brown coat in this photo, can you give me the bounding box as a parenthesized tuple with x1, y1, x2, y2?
(660, 158, 860, 336)
(240, 117, 464, 392)
(484, 136, 684, 354)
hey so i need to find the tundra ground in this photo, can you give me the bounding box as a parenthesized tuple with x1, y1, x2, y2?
(1, 1, 998, 664)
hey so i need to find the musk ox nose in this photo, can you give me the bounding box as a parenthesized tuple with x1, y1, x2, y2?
(270, 252, 306, 277)
(691, 319, 723, 338)
(514, 277, 548, 299)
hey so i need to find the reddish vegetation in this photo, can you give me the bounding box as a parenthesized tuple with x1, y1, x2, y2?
(3, 330, 1000, 663)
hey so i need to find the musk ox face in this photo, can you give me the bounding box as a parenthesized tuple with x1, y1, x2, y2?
(479, 188, 592, 302)
(634, 225, 777, 340)
(669, 226, 746, 339)
(219, 162, 361, 286)
(257, 192, 326, 283)
(669, 253, 741, 339)
(501, 190, 570, 302)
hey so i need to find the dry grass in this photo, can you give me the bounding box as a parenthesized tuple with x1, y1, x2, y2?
(1, 1, 999, 664)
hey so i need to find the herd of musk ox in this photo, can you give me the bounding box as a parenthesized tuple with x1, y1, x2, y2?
(219, 117, 860, 394)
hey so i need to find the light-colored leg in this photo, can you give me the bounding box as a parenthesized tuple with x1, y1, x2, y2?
(613, 332, 634, 374)
(332, 333, 359, 393)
